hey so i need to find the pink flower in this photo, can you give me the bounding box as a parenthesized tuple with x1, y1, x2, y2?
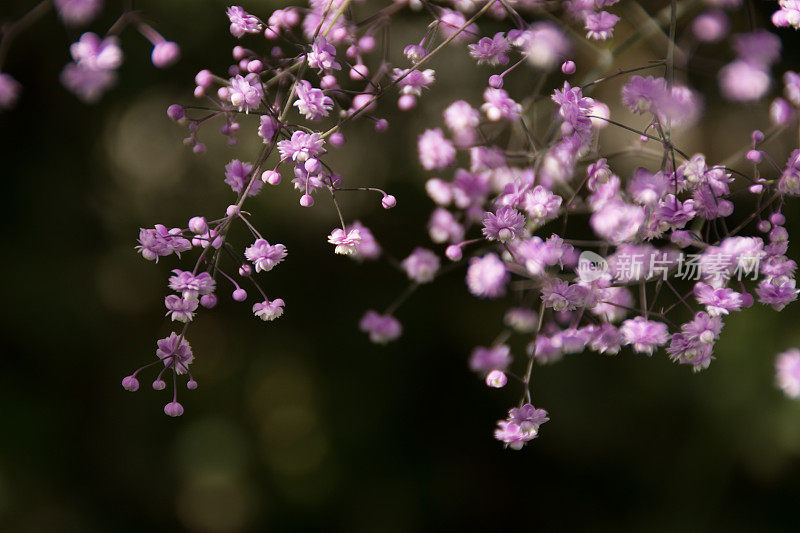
(482, 206, 525, 242)
(590, 201, 645, 244)
(258, 115, 279, 143)
(60, 62, 116, 102)
(359, 311, 402, 344)
(468, 33, 510, 65)
(347, 222, 381, 261)
(417, 129, 455, 170)
(227, 6, 262, 38)
(443, 100, 480, 146)
(70, 32, 122, 70)
(776, 348, 800, 398)
(482, 88, 522, 121)
(244, 239, 287, 272)
(718, 61, 771, 102)
(494, 421, 538, 450)
(136, 225, 191, 261)
(401, 248, 440, 283)
(584, 11, 620, 40)
(470, 345, 512, 372)
(620, 317, 669, 355)
(164, 295, 199, 323)
(466, 254, 509, 299)
(328, 228, 361, 255)
(156, 333, 194, 374)
(522, 186, 562, 225)
(306, 36, 340, 72)
(756, 278, 799, 311)
(224, 159, 263, 196)
(253, 298, 285, 321)
(294, 80, 333, 120)
(277, 131, 325, 162)
(516, 22, 571, 70)
(393, 68, 435, 96)
(168, 270, 216, 300)
(428, 208, 464, 244)
(228, 73, 263, 112)
(438, 9, 478, 42)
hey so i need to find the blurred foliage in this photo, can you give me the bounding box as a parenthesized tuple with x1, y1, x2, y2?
(1, 0, 800, 531)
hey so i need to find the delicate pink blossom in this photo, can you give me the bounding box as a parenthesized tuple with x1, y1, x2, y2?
(253, 298, 285, 321)
(328, 228, 362, 255)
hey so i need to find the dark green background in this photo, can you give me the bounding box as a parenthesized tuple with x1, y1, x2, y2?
(2, 1, 800, 531)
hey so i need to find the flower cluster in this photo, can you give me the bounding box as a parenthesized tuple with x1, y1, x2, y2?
(111, 0, 800, 450)
(340, 0, 800, 450)
(125, 1, 420, 415)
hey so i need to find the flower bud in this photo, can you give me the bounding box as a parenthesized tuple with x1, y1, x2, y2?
(746, 150, 762, 163)
(770, 212, 786, 225)
(692, 10, 729, 43)
(195, 69, 213, 88)
(262, 170, 281, 185)
(331, 26, 347, 42)
(350, 64, 369, 80)
(374, 119, 389, 132)
(561, 60, 576, 75)
(398, 94, 416, 110)
(187, 380, 198, 390)
(247, 59, 263, 73)
(381, 195, 397, 209)
(488, 75, 503, 89)
(188, 216, 208, 234)
(164, 402, 184, 417)
(329, 132, 346, 146)
(445, 244, 463, 261)
(200, 294, 217, 308)
(358, 35, 376, 53)
(321, 74, 338, 90)
(485, 370, 507, 388)
(152, 379, 166, 390)
(121, 375, 140, 391)
(239, 263, 253, 277)
(770, 226, 789, 242)
(232, 45, 246, 60)
(300, 194, 314, 207)
(167, 104, 185, 122)
(232, 288, 247, 301)
(226, 204, 240, 217)
(152, 41, 181, 68)
(304, 158, 321, 174)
